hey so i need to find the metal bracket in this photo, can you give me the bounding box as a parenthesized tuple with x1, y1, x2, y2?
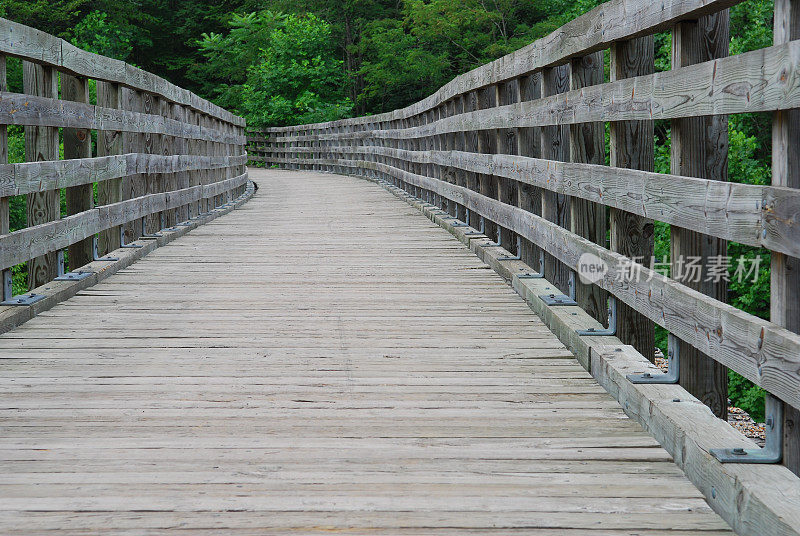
(93, 237, 119, 262)
(539, 293, 578, 306)
(498, 236, 523, 261)
(119, 227, 143, 249)
(577, 296, 618, 336)
(0, 268, 45, 306)
(627, 333, 680, 384)
(1, 292, 46, 306)
(711, 394, 783, 464)
(55, 271, 93, 282)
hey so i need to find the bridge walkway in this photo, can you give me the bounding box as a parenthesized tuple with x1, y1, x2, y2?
(0, 168, 732, 534)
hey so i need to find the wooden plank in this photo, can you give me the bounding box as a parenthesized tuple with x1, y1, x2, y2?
(0, 169, 732, 534)
(0, 54, 8, 300)
(609, 37, 656, 361)
(97, 81, 125, 254)
(61, 74, 93, 269)
(23, 62, 59, 288)
(570, 51, 606, 325)
(123, 88, 145, 241)
(671, 12, 730, 419)
(541, 64, 571, 295)
(516, 73, 542, 270)
(772, 0, 800, 476)
(267, 143, 800, 257)
(475, 87, 497, 241)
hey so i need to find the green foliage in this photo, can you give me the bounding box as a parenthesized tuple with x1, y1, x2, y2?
(197, 12, 352, 126)
(71, 10, 134, 59)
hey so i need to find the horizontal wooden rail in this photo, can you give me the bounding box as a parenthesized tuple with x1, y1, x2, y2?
(252, 145, 800, 257)
(0, 19, 249, 309)
(0, 18, 243, 126)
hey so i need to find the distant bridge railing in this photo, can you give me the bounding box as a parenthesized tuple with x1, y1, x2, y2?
(0, 18, 250, 312)
(249, 0, 800, 532)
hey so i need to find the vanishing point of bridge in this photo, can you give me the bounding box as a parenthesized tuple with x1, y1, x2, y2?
(3, 0, 800, 533)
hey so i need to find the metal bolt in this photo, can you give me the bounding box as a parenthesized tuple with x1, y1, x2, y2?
(643, 373, 652, 378)
(673, 398, 681, 402)
(732, 448, 747, 455)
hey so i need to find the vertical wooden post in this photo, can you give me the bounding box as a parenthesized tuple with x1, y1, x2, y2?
(517, 73, 542, 270)
(476, 87, 497, 240)
(97, 81, 123, 254)
(62, 74, 93, 269)
(671, 13, 729, 419)
(0, 55, 9, 300)
(773, 0, 800, 475)
(463, 91, 480, 229)
(143, 92, 161, 232)
(495, 82, 517, 252)
(172, 103, 190, 222)
(454, 95, 468, 223)
(541, 64, 571, 294)
(123, 88, 145, 241)
(570, 53, 607, 324)
(160, 99, 175, 226)
(24, 62, 60, 288)
(609, 38, 656, 361)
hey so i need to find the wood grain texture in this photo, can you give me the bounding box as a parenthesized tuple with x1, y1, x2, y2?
(0, 54, 8, 298)
(0, 18, 242, 126)
(541, 64, 571, 295)
(772, 0, 800, 476)
(570, 52, 607, 325)
(97, 81, 124, 254)
(0, 168, 731, 535)
(610, 36, 656, 362)
(671, 13, 730, 420)
(62, 74, 93, 270)
(23, 61, 59, 288)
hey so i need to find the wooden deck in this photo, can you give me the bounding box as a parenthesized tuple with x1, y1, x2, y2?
(0, 169, 732, 534)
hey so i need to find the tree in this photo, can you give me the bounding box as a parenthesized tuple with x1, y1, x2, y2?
(197, 11, 352, 127)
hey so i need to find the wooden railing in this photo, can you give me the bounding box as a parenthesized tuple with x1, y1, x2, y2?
(0, 18, 250, 310)
(250, 0, 800, 532)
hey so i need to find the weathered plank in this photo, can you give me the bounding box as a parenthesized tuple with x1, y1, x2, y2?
(62, 74, 93, 270)
(671, 12, 730, 419)
(23, 61, 59, 288)
(772, 0, 800, 476)
(0, 169, 732, 535)
(610, 36, 656, 361)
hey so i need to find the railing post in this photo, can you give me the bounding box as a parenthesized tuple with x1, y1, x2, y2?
(97, 81, 124, 254)
(773, 0, 800, 475)
(541, 63, 572, 295)
(123, 88, 145, 240)
(143, 93, 163, 232)
(671, 13, 730, 419)
(495, 82, 518, 252)
(0, 54, 8, 301)
(62, 74, 94, 270)
(516, 73, 542, 270)
(24, 61, 60, 288)
(609, 38, 656, 361)
(475, 87, 497, 241)
(464, 92, 480, 229)
(570, 53, 607, 325)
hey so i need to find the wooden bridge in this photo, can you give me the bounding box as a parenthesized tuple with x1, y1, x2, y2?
(2, 0, 800, 533)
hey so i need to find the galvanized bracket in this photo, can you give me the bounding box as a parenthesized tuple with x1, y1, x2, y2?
(1, 292, 46, 306)
(577, 297, 618, 336)
(517, 252, 545, 279)
(0, 269, 45, 306)
(711, 394, 783, 464)
(119, 227, 143, 249)
(498, 237, 523, 261)
(539, 293, 578, 306)
(538, 271, 578, 306)
(93, 237, 119, 262)
(627, 333, 680, 384)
